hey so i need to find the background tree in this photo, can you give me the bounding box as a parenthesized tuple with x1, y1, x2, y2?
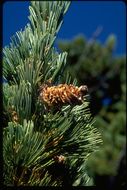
(3, 1, 102, 186)
(58, 34, 126, 187)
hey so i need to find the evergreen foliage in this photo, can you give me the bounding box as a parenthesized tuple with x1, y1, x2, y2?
(3, 2, 102, 186)
(58, 35, 126, 184)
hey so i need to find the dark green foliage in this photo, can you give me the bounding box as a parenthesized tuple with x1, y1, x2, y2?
(3, 2, 102, 186)
(58, 35, 126, 181)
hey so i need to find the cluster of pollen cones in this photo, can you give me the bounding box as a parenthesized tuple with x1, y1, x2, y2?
(39, 83, 88, 107)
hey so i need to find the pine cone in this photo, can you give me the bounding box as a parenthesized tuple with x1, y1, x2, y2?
(39, 83, 88, 107)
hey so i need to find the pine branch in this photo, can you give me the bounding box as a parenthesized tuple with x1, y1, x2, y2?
(3, 1, 102, 186)
(3, 120, 61, 185)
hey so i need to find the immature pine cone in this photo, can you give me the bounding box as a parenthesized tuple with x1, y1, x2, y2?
(39, 83, 88, 107)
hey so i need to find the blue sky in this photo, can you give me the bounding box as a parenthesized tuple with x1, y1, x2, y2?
(3, 1, 126, 56)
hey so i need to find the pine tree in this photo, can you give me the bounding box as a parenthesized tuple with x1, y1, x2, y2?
(3, 2, 102, 186)
(58, 35, 126, 186)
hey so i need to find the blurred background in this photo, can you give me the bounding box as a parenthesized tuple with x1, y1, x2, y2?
(3, 1, 126, 188)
